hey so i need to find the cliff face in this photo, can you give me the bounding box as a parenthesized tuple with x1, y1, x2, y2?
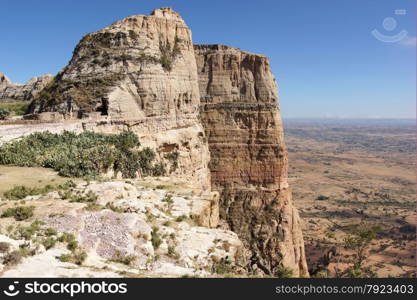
(195, 45, 308, 276)
(0, 73, 53, 101)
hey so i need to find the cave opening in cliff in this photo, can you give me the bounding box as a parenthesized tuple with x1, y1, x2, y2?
(97, 97, 109, 115)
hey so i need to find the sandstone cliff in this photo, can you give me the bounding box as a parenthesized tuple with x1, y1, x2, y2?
(195, 45, 308, 276)
(0, 73, 53, 101)
(19, 7, 307, 276)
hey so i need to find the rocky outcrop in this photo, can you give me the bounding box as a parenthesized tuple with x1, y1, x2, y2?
(0, 179, 244, 277)
(25, 7, 211, 190)
(29, 7, 199, 119)
(0, 74, 53, 101)
(195, 45, 308, 276)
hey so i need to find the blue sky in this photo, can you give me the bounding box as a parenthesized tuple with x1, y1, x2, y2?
(0, 0, 415, 118)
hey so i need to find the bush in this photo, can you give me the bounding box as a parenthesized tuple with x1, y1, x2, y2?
(151, 227, 162, 249)
(3, 184, 55, 200)
(0, 108, 10, 120)
(42, 237, 56, 250)
(0, 101, 30, 117)
(2, 206, 35, 221)
(275, 265, 293, 278)
(164, 151, 179, 172)
(0, 131, 160, 179)
(16, 221, 42, 239)
(0, 242, 11, 253)
(111, 250, 136, 265)
(59, 250, 87, 265)
(2, 250, 22, 265)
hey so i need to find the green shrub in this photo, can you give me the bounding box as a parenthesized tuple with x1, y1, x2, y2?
(0, 101, 30, 116)
(152, 162, 166, 176)
(111, 250, 136, 265)
(105, 202, 124, 213)
(3, 184, 55, 200)
(212, 257, 234, 275)
(3, 250, 22, 265)
(151, 226, 162, 249)
(2, 206, 35, 221)
(167, 245, 180, 259)
(16, 221, 42, 239)
(175, 215, 187, 222)
(0, 242, 11, 253)
(42, 237, 56, 250)
(67, 240, 78, 252)
(275, 265, 293, 278)
(158, 36, 181, 71)
(59, 250, 87, 265)
(0, 108, 10, 120)
(164, 151, 179, 172)
(0, 131, 159, 179)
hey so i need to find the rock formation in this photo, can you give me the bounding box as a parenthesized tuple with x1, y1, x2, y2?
(16, 7, 307, 276)
(195, 45, 308, 276)
(0, 73, 53, 101)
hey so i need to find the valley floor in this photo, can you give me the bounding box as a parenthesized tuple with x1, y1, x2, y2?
(285, 119, 416, 277)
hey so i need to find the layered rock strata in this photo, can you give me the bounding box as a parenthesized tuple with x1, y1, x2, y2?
(195, 45, 308, 276)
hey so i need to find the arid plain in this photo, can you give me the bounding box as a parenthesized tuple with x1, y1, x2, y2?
(285, 119, 416, 277)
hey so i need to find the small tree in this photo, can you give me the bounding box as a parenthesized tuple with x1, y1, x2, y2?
(343, 223, 380, 277)
(0, 108, 10, 120)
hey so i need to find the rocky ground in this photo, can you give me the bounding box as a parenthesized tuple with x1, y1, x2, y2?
(0, 171, 246, 277)
(285, 119, 416, 277)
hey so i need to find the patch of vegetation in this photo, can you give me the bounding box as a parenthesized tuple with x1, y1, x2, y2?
(60, 189, 98, 203)
(175, 215, 187, 222)
(59, 250, 87, 265)
(212, 257, 234, 275)
(164, 151, 179, 172)
(1, 206, 35, 221)
(57, 232, 86, 265)
(85, 202, 103, 211)
(275, 265, 293, 278)
(105, 202, 124, 213)
(167, 245, 180, 260)
(2, 250, 23, 265)
(151, 226, 162, 250)
(42, 237, 56, 250)
(15, 220, 43, 239)
(0, 131, 161, 179)
(110, 250, 137, 266)
(0, 101, 30, 118)
(0, 108, 10, 120)
(159, 36, 181, 71)
(343, 223, 381, 278)
(0, 242, 11, 253)
(151, 162, 166, 176)
(3, 184, 56, 200)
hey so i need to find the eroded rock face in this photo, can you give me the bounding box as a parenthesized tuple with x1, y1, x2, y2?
(0, 74, 53, 101)
(30, 7, 199, 119)
(195, 45, 308, 276)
